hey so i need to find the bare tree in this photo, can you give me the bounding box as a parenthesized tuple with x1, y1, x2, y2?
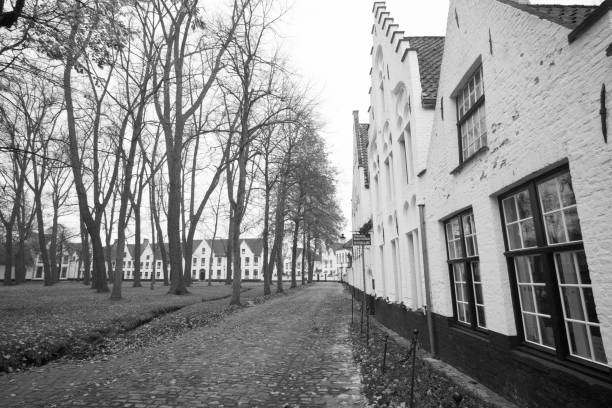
(146, 0, 249, 295)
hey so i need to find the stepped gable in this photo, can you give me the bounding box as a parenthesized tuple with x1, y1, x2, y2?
(406, 36, 445, 108)
(372, 2, 444, 109)
(497, 0, 598, 29)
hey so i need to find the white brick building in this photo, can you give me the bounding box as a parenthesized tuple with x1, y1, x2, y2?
(353, 1, 612, 406)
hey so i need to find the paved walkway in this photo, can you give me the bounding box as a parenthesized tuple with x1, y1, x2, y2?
(0, 283, 366, 408)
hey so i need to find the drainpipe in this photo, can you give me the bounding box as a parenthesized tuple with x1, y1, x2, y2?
(418, 203, 437, 358)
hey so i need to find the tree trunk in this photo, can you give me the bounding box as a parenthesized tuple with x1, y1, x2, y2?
(225, 215, 233, 285)
(167, 146, 187, 295)
(307, 234, 314, 283)
(15, 239, 26, 284)
(290, 219, 299, 289)
(33, 196, 52, 286)
(133, 205, 142, 288)
(262, 186, 271, 295)
(301, 226, 307, 285)
(80, 221, 91, 286)
(3, 227, 13, 284)
(64, 41, 108, 293)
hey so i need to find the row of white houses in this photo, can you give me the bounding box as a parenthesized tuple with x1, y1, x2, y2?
(349, 1, 612, 407)
(1, 237, 344, 282)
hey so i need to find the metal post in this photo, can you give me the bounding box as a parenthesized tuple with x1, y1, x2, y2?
(361, 244, 367, 336)
(419, 204, 437, 358)
(381, 334, 389, 373)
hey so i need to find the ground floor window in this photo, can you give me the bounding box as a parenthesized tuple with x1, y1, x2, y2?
(61, 267, 67, 278)
(254, 269, 258, 277)
(217, 270, 221, 277)
(500, 168, 607, 366)
(444, 209, 486, 330)
(35, 266, 43, 278)
(245, 269, 249, 277)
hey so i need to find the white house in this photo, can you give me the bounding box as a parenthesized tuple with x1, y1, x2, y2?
(353, 1, 612, 407)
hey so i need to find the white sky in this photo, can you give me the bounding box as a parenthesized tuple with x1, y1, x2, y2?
(280, 0, 450, 235)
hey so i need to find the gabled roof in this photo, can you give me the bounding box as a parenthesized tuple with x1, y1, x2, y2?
(242, 238, 263, 255)
(206, 239, 229, 257)
(497, 0, 599, 29)
(406, 36, 445, 109)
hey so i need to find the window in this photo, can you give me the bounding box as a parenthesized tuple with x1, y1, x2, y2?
(254, 269, 258, 277)
(245, 257, 250, 266)
(157, 261, 161, 268)
(217, 257, 222, 265)
(35, 266, 43, 278)
(201, 258, 205, 265)
(241, 248, 245, 254)
(192, 258, 197, 265)
(201, 247, 205, 254)
(123, 261, 126, 268)
(140, 261, 143, 268)
(216, 269, 221, 277)
(146, 255, 150, 260)
(145, 262, 149, 268)
(456, 65, 486, 162)
(254, 256, 259, 265)
(156, 272, 160, 278)
(444, 210, 486, 329)
(61, 267, 67, 278)
(245, 269, 250, 277)
(501, 169, 607, 366)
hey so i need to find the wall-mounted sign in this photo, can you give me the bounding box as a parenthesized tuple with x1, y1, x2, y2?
(352, 233, 371, 246)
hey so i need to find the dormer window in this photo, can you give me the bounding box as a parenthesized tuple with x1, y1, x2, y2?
(456, 65, 487, 162)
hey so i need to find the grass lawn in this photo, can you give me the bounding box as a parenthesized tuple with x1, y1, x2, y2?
(0, 280, 262, 373)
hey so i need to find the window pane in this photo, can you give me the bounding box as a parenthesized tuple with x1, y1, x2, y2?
(540, 316, 556, 348)
(562, 287, 585, 320)
(564, 208, 583, 242)
(507, 223, 522, 250)
(503, 197, 518, 222)
(477, 306, 486, 328)
(568, 321, 592, 360)
(544, 212, 566, 244)
(516, 190, 532, 219)
(558, 172, 576, 207)
(523, 313, 539, 343)
(514, 256, 532, 283)
(555, 252, 578, 284)
(474, 283, 484, 304)
(591, 326, 608, 363)
(539, 178, 561, 213)
(519, 285, 536, 312)
(583, 288, 599, 323)
(520, 220, 537, 248)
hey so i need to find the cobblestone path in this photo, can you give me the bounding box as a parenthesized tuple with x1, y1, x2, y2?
(0, 283, 365, 408)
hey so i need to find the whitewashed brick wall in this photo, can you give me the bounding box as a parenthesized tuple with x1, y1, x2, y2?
(423, 0, 612, 360)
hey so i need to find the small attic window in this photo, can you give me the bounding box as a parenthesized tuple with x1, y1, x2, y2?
(455, 65, 487, 163)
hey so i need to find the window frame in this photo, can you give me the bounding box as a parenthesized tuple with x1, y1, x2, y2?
(444, 208, 487, 332)
(455, 65, 487, 164)
(499, 166, 609, 372)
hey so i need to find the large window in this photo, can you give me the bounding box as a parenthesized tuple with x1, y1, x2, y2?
(456, 66, 487, 162)
(444, 210, 486, 329)
(500, 169, 607, 366)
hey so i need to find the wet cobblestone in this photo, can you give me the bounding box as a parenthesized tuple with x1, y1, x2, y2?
(0, 283, 365, 407)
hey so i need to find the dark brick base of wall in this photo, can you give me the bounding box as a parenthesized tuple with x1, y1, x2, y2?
(347, 285, 612, 408)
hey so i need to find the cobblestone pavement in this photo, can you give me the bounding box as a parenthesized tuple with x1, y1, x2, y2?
(0, 283, 366, 408)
